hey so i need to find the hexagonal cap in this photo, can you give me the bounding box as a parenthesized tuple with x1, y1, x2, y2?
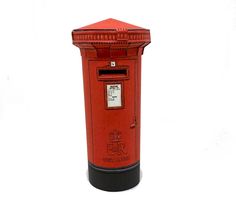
(72, 18, 151, 47)
(79, 18, 145, 30)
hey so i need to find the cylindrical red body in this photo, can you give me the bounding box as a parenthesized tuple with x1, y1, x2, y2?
(72, 18, 151, 191)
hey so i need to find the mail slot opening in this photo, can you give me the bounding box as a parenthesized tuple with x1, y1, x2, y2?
(98, 69, 128, 80)
(99, 69, 127, 76)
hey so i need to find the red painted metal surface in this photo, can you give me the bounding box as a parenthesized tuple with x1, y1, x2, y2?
(72, 18, 151, 169)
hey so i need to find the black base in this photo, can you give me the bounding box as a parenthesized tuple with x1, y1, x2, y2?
(88, 162, 140, 191)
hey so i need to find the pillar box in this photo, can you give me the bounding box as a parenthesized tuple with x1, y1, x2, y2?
(72, 18, 151, 191)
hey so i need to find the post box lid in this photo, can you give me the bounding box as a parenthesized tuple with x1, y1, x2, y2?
(72, 18, 151, 47)
(79, 18, 145, 30)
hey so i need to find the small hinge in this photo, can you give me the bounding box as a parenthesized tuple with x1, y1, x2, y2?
(130, 116, 137, 128)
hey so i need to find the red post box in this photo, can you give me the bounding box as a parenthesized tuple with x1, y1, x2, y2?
(72, 18, 151, 191)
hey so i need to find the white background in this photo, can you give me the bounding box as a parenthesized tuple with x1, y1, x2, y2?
(0, 0, 236, 217)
